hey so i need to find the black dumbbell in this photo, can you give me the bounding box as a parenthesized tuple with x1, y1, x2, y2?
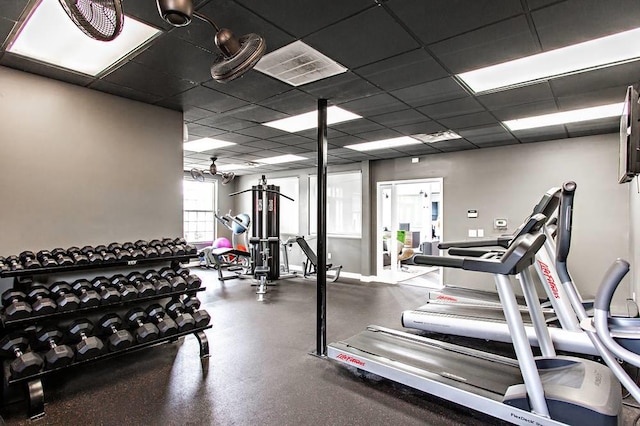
(145, 304, 178, 338)
(144, 270, 181, 293)
(51, 248, 74, 266)
(107, 243, 132, 261)
(0, 334, 44, 378)
(67, 247, 89, 265)
(0, 256, 9, 273)
(174, 267, 202, 289)
(149, 240, 172, 257)
(134, 240, 159, 258)
(162, 239, 186, 256)
(90, 277, 121, 304)
(174, 237, 188, 245)
(157, 268, 188, 292)
(19, 251, 41, 269)
(125, 308, 159, 343)
(121, 273, 155, 297)
(1, 290, 32, 320)
(50, 282, 81, 312)
(109, 274, 139, 301)
(67, 320, 106, 361)
(182, 296, 211, 328)
(97, 314, 135, 351)
(71, 279, 101, 308)
(26, 286, 57, 315)
(80, 246, 104, 264)
(165, 300, 196, 332)
(173, 238, 197, 256)
(122, 242, 145, 260)
(130, 271, 170, 295)
(36, 250, 58, 268)
(94, 245, 117, 262)
(34, 327, 75, 369)
(5, 256, 24, 271)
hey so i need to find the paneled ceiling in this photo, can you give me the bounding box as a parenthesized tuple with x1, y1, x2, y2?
(1, 0, 638, 174)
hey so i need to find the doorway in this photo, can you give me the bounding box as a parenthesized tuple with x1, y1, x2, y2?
(376, 178, 443, 287)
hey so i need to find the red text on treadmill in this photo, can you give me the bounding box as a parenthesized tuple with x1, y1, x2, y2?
(537, 260, 560, 299)
(436, 295, 458, 302)
(337, 353, 365, 367)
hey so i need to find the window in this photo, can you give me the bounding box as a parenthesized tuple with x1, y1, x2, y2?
(268, 177, 299, 235)
(183, 180, 216, 243)
(309, 171, 362, 237)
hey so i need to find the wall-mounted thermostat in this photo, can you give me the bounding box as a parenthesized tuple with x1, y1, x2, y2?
(494, 218, 508, 229)
(467, 209, 478, 218)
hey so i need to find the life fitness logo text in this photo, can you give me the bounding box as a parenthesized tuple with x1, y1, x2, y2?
(537, 260, 560, 299)
(337, 353, 365, 367)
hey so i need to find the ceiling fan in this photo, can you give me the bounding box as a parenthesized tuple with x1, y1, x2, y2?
(156, 0, 266, 82)
(190, 157, 235, 185)
(58, 0, 124, 41)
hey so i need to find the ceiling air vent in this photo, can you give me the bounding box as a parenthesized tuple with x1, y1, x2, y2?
(254, 40, 347, 86)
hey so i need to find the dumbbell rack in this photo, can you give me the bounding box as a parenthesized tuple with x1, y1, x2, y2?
(0, 253, 209, 420)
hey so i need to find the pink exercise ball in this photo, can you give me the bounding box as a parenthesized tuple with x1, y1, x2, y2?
(212, 237, 232, 249)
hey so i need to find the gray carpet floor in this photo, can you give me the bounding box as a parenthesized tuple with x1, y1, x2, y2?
(2, 268, 639, 425)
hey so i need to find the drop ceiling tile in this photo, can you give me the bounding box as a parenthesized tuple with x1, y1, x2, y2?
(268, 134, 315, 145)
(327, 135, 368, 147)
(457, 124, 512, 139)
(429, 139, 478, 152)
(0, 17, 15, 43)
(368, 148, 407, 158)
(194, 116, 255, 131)
(335, 152, 379, 161)
(303, 7, 420, 69)
(174, 0, 296, 53)
(478, 82, 554, 110)
(131, 34, 215, 84)
(302, 72, 381, 104)
(369, 109, 429, 127)
(515, 126, 567, 143)
(460, 128, 516, 145)
(235, 125, 289, 139)
(245, 140, 287, 150)
(430, 16, 539, 74)
(565, 117, 619, 137)
(527, 0, 558, 9)
(184, 153, 214, 161)
(491, 100, 558, 121)
(417, 97, 485, 119)
(1, 53, 94, 86)
(272, 145, 309, 154)
(166, 86, 248, 113)
(473, 139, 519, 148)
(236, 0, 371, 38)
(533, 0, 640, 50)
(203, 71, 291, 102)
(557, 86, 629, 110)
(103, 61, 196, 98)
(261, 89, 319, 114)
(338, 93, 408, 117)
(213, 133, 258, 144)
(438, 111, 498, 130)
(355, 49, 448, 91)
(223, 144, 265, 154)
(186, 123, 229, 138)
(389, 0, 524, 44)
(394, 144, 441, 155)
(249, 150, 285, 159)
(331, 119, 386, 135)
(298, 128, 347, 140)
(391, 77, 468, 108)
(549, 61, 640, 97)
(394, 120, 446, 136)
(225, 105, 289, 122)
(89, 80, 163, 104)
(184, 107, 217, 122)
(123, 1, 175, 30)
(2, 0, 29, 21)
(354, 128, 403, 142)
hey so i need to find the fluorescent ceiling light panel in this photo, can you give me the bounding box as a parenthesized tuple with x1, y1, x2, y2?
(263, 106, 361, 132)
(503, 103, 624, 131)
(458, 27, 640, 93)
(345, 136, 422, 152)
(254, 40, 347, 86)
(183, 138, 236, 152)
(412, 130, 461, 143)
(8, 0, 160, 76)
(258, 154, 307, 165)
(216, 163, 250, 172)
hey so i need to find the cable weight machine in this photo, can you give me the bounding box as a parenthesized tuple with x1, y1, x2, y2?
(230, 175, 294, 282)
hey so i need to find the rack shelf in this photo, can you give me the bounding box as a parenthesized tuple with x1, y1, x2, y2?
(0, 254, 197, 279)
(1, 287, 205, 328)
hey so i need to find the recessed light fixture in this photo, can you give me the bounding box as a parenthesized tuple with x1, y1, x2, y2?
(503, 103, 624, 131)
(8, 0, 160, 76)
(412, 130, 461, 143)
(263, 106, 361, 133)
(258, 154, 307, 164)
(183, 138, 236, 152)
(254, 40, 347, 86)
(458, 27, 640, 93)
(345, 136, 422, 152)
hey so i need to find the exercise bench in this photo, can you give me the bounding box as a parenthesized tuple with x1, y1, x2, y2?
(295, 236, 342, 282)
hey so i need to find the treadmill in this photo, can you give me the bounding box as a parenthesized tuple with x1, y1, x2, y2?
(328, 228, 622, 426)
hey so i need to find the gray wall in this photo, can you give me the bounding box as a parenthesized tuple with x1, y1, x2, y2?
(370, 134, 630, 302)
(0, 66, 183, 254)
(234, 163, 368, 274)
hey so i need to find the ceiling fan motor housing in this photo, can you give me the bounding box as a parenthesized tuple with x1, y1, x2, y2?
(156, 0, 193, 27)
